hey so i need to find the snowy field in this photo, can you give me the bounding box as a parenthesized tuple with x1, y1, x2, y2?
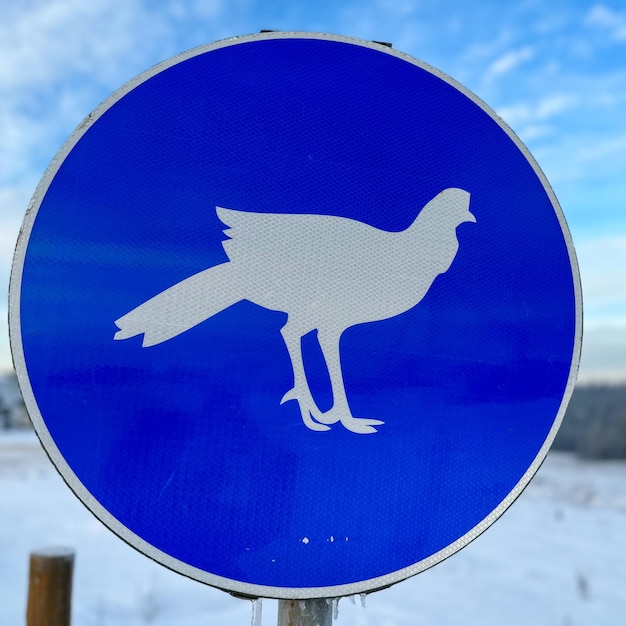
(1, 431, 625, 626)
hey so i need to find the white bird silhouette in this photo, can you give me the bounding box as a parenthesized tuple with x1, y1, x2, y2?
(114, 188, 474, 433)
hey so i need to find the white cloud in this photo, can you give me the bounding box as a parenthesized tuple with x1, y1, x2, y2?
(586, 4, 626, 41)
(0, 0, 230, 137)
(516, 124, 552, 143)
(497, 93, 577, 127)
(0, 0, 235, 199)
(0, 0, 162, 91)
(0, 0, 166, 187)
(494, 93, 578, 144)
(535, 130, 626, 187)
(487, 46, 534, 78)
(535, 94, 577, 118)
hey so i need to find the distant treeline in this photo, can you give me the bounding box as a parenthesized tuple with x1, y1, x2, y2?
(554, 384, 626, 460)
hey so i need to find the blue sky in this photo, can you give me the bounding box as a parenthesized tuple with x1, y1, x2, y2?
(2, 0, 625, 381)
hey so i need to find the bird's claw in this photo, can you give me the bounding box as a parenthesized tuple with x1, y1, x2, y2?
(337, 417, 384, 434)
(281, 388, 383, 434)
(316, 410, 384, 434)
(279, 388, 298, 406)
(281, 388, 330, 431)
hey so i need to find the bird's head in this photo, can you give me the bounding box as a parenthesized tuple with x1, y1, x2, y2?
(436, 187, 475, 226)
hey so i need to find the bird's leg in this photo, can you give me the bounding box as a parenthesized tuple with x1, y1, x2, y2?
(316, 329, 384, 434)
(279, 322, 330, 431)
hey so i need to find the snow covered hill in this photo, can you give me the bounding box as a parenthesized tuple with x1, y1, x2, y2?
(1, 431, 625, 625)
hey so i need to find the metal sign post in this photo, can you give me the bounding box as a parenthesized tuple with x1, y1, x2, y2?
(10, 32, 581, 614)
(278, 599, 332, 626)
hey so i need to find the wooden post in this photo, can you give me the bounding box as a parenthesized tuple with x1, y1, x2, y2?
(26, 547, 75, 626)
(278, 599, 333, 626)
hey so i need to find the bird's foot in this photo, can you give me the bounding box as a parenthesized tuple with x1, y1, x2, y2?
(339, 416, 385, 435)
(316, 406, 384, 434)
(280, 389, 384, 434)
(280, 388, 330, 432)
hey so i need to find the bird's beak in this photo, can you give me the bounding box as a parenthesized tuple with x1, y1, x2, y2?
(467, 210, 477, 223)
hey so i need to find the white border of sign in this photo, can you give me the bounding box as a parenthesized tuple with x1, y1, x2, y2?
(9, 31, 583, 600)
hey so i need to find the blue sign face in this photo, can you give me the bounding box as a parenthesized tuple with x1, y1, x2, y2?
(10, 33, 581, 598)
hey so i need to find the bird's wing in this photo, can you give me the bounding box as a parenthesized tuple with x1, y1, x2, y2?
(217, 206, 284, 237)
(217, 207, 290, 262)
(216, 206, 377, 264)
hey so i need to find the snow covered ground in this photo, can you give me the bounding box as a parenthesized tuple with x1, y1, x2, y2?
(1, 431, 625, 626)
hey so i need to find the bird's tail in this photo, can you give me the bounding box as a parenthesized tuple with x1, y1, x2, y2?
(114, 262, 245, 347)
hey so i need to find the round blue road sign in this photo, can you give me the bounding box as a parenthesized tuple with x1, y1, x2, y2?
(10, 32, 582, 599)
